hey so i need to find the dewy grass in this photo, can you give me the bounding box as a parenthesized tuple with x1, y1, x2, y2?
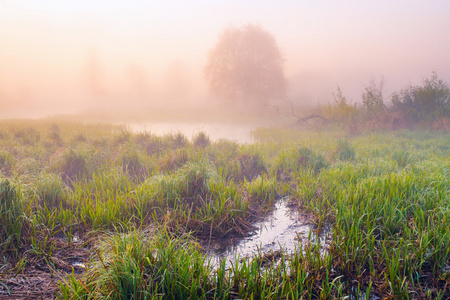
(52, 148, 90, 185)
(59, 228, 215, 300)
(0, 120, 449, 299)
(117, 143, 150, 180)
(332, 139, 356, 161)
(33, 173, 69, 210)
(0, 179, 29, 257)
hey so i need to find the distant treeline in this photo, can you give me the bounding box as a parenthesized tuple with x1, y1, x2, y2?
(317, 72, 450, 132)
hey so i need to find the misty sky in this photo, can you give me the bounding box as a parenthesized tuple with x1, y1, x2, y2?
(1, 0, 450, 115)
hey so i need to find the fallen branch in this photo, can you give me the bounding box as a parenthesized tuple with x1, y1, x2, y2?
(285, 98, 329, 127)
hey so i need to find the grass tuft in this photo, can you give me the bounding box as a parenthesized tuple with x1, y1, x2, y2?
(193, 131, 210, 148)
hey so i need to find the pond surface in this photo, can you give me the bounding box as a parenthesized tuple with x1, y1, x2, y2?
(127, 122, 257, 143)
(207, 198, 329, 268)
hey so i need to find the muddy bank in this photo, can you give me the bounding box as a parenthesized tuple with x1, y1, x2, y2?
(0, 234, 90, 300)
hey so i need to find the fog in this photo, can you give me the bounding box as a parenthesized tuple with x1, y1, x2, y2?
(1, 0, 450, 120)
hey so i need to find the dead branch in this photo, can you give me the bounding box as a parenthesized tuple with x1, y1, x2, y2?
(285, 98, 329, 127)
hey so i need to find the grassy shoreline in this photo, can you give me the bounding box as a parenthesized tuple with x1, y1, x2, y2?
(0, 120, 449, 299)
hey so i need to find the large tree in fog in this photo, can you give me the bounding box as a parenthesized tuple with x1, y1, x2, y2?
(205, 24, 286, 105)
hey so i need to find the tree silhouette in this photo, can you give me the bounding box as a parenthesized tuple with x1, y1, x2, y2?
(204, 24, 286, 105)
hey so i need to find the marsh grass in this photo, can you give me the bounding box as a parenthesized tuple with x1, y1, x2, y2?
(14, 127, 40, 145)
(58, 228, 215, 300)
(193, 131, 210, 148)
(118, 144, 149, 180)
(158, 148, 190, 172)
(229, 153, 267, 181)
(52, 149, 90, 185)
(0, 121, 448, 299)
(0, 150, 15, 176)
(332, 139, 356, 161)
(391, 149, 410, 168)
(274, 146, 329, 182)
(0, 179, 29, 257)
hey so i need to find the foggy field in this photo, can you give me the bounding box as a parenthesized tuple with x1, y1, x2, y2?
(2, 1, 450, 298)
(0, 120, 449, 299)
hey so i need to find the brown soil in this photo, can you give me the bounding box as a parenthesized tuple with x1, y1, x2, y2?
(0, 234, 90, 300)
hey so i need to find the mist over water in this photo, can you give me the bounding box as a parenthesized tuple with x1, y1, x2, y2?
(1, 1, 450, 120)
(127, 122, 256, 144)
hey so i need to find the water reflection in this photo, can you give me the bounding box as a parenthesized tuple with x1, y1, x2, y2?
(208, 198, 325, 267)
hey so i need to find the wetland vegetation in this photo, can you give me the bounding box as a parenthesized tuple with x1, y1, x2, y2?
(0, 118, 448, 299)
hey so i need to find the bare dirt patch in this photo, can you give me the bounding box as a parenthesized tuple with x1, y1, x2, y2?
(0, 234, 90, 300)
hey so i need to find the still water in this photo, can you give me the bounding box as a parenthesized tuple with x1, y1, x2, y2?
(207, 198, 330, 268)
(127, 122, 256, 143)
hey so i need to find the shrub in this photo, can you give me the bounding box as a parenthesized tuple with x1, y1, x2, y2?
(362, 78, 386, 121)
(322, 86, 358, 123)
(391, 72, 450, 124)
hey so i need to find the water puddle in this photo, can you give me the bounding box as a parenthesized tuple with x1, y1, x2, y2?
(71, 262, 86, 269)
(207, 198, 330, 267)
(348, 288, 382, 300)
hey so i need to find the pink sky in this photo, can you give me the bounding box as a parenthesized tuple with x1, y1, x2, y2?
(1, 0, 449, 116)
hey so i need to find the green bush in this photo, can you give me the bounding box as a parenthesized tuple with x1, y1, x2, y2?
(362, 78, 385, 120)
(391, 72, 450, 123)
(322, 86, 359, 123)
